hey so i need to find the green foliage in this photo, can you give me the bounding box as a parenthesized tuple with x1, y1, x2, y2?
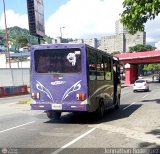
(143, 63, 160, 72)
(0, 30, 5, 46)
(0, 26, 53, 47)
(15, 35, 28, 48)
(111, 51, 121, 55)
(129, 44, 156, 52)
(120, 0, 160, 34)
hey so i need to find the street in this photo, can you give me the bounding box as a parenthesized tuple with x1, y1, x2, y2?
(0, 81, 160, 154)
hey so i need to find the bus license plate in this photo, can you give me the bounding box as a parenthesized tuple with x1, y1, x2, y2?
(52, 104, 62, 110)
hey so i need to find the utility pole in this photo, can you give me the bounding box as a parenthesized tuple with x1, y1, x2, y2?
(3, 0, 14, 85)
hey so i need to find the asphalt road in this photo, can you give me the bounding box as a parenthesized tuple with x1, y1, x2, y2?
(0, 81, 160, 154)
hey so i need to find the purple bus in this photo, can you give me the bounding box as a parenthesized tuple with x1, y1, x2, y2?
(30, 43, 121, 119)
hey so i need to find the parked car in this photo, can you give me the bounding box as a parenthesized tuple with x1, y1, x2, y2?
(133, 79, 149, 92)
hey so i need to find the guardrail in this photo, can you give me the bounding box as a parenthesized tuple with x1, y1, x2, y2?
(0, 85, 29, 97)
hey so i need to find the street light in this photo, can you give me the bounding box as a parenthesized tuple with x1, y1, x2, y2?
(60, 26, 65, 42)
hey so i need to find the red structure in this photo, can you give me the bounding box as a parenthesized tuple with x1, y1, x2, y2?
(115, 50, 160, 85)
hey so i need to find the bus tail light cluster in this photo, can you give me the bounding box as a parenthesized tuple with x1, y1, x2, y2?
(31, 92, 40, 99)
(76, 93, 86, 101)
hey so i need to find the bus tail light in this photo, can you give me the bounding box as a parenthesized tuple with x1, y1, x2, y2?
(31, 92, 40, 99)
(76, 93, 86, 101)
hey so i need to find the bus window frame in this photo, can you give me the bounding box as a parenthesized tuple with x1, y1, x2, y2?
(34, 48, 82, 74)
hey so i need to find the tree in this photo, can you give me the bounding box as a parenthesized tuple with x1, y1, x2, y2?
(120, 0, 160, 34)
(15, 35, 28, 48)
(143, 64, 160, 73)
(0, 30, 5, 46)
(0, 36, 5, 46)
(129, 44, 156, 53)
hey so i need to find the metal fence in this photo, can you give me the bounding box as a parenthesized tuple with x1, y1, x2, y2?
(0, 68, 30, 87)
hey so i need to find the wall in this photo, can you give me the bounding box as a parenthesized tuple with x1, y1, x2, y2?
(0, 68, 30, 87)
(0, 53, 30, 68)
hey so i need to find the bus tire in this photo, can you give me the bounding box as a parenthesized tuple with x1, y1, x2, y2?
(46, 110, 61, 120)
(96, 100, 105, 119)
(115, 95, 120, 110)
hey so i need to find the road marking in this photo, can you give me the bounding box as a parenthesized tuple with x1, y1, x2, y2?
(0, 121, 35, 133)
(51, 127, 96, 154)
(142, 94, 148, 98)
(122, 102, 136, 110)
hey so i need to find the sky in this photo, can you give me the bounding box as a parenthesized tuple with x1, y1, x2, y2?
(0, 0, 160, 45)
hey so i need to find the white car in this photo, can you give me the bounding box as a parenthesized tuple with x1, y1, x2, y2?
(133, 79, 149, 92)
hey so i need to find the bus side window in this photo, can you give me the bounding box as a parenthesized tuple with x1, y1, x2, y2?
(89, 64, 96, 70)
(103, 56, 112, 80)
(96, 54, 104, 80)
(88, 50, 96, 80)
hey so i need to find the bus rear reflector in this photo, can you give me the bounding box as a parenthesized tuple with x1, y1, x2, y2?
(71, 105, 84, 109)
(31, 92, 40, 99)
(76, 93, 86, 101)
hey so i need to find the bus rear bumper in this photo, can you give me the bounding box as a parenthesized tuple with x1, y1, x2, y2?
(30, 103, 89, 112)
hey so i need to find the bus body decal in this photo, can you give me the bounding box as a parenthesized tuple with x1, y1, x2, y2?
(90, 84, 113, 99)
(67, 52, 77, 66)
(51, 81, 66, 86)
(62, 80, 82, 101)
(36, 80, 54, 101)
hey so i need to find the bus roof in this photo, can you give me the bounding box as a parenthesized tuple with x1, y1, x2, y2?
(30, 43, 113, 58)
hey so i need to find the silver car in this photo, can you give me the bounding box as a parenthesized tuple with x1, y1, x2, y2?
(133, 79, 149, 92)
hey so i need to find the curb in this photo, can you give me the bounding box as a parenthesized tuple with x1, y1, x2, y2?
(18, 100, 31, 104)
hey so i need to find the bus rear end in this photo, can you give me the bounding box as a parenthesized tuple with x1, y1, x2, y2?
(30, 43, 88, 119)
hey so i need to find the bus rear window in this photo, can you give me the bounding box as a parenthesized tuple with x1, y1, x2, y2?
(34, 48, 81, 73)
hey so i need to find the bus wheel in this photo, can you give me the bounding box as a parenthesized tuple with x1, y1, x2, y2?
(115, 95, 120, 110)
(96, 100, 105, 118)
(46, 110, 61, 120)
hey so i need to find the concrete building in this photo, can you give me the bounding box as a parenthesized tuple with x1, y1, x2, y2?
(68, 38, 99, 48)
(68, 39, 84, 44)
(52, 37, 62, 43)
(115, 20, 128, 34)
(83, 38, 98, 48)
(99, 20, 146, 53)
(125, 32, 146, 52)
(99, 33, 125, 53)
